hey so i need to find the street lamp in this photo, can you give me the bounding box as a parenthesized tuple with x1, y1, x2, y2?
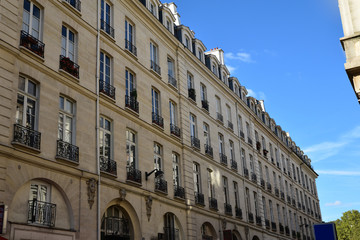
(145, 169, 164, 181)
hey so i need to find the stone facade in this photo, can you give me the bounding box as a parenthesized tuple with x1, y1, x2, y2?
(0, 0, 321, 239)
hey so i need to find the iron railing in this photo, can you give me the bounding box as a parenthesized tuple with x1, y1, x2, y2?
(28, 199, 56, 227)
(99, 79, 116, 99)
(287, 195, 291, 204)
(63, 0, 81, 11)
(228, 121, 233, 131)
(204, 144, 213, 158)
(163, 227, 179, 240)
(56, 139, 79, 163)
(267, 182, 272, 192)
(13, 124, 41, 150)
(248, 212, 254, 223)
(263, 149, 268, 158)
(168, 74, 177, 88)
(256, 215, 262, 226)
(125, 39, 137, 56)
(20, 30, 45, 57)
(231, 159, 238, 171)
(265, 219, 270, 229)
(224, 203, 232, 216)
(201, 100, 209, 111)
(174, 185, 185, 199)
(155, 178, 168, 194)
(275, 188, 280, 197)
(195, 192, 205, 205)
(251, 173, 257, 183)
(126, 167, 142, 184)
(281, 191, 285, 200)
(216, 112, 223, 122)
(248, 137, 253, 146)
(125, 95, 139, 113)
(285, 226, 290, 236)
(100, 156, 117, 175)
(244, 168, 249, 178)
(59, 55, 79, 78)
(102, 217, 130, 238)
(256, 141, 261, 151)
(170, 124, 181, 138)
(209, 197, 218, 210)
(150, 60, 161, 75)
(152, 112, 164, 128)
(271, 222, 277, 232)
(240, 130, 245, 139)
(100, 19, 114, 37)
(235, 207, 242, 219)
(279, 223, 284, 234)
(188, 88, 196, 102)
(219, 153, 227, 165)
(191, 136, 200, 149)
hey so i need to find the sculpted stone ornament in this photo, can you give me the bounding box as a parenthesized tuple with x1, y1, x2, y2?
(222, 218, 227, 230)
(119, 188, 127, 201)
(86, 178, 97, 209)
(145, 195, 153, 221)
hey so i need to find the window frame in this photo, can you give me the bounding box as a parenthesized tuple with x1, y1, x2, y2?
(61, 25, 77, 62)
(22, 0, 42, 40)
(16, 76, 38, 130)
(126, 129, 137, 168)
(58, 95, 75, 144)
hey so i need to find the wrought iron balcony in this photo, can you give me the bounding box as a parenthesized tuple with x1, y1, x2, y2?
(100, 19, 114, 37)
(168, 74, 177, 88)
(63, 0, 81, 11)
(174, 185, 185, 199)
(235, 207, 242, 219)
(170, 124, 181, 138)
(188, 88, 196, 102)
(292, 198, 296, 207)
(298, 202, 302, 209)
(297, 232, 301, 239)
(248, 212, 254, 223)
(287, 195, 291, 204)
(163, 227, 179, 240)
(99, 79, 116, 99)
(271, 157, 275, 164)
(152, 112, 164, 128)
(125, 39, 137, 56)
(20, 30, 45, 57)
(224, 203, 232, 216)
(285, 226, 290, 236)
(281, 191, 285, 200)
(125, 95, 139, 113)
(244, 168, 249, 178)
(204, 144, 213, 158)
(59, 55, 79, 78)
(216, 112, 223, 123)
(302, 204, 305, 211)
(275, 188, 280, 197)
(195, 192, 205, 206)
(263, 149, 268, 157)
(28, 199, 56, 227)
(102, 217, 130, 238)
(276, 161, 280, 169)
(248, 137, 253, 146)
(256, 141, 261, 151)
(267, 182, 272, 192)
(191, 136, 200, 149)
(155, 178, 168, 194)
(256, 215, 262, 226)
(292, 230, 297, 239)
(260, 179, 265, 189)
(251, 173, 257, 183)
(202, 235, 214, 240)
(271, 222, 277, 232)
(240, 130, 245, 139)
(126, 167, 142, 184)
(13, 124, 41, 150)
(231, 159, 238, 171)
(209, 197, 218, 211)
(150, 60, 161, 75)
(227, 121, 233, 131)
(56, 139, 79, 163)
(100, 156, 117, 176)
(201, 100, 209, 111)
(265, 219, 270, 229)
(279, 223, 284, 234)
(219, 153, 227, 165)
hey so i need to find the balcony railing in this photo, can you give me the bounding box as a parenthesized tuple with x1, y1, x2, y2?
(155, 178, 168, 194)
(235, 207, 242, 219)
(201, 100, 209, 111)
(195, 192, 205, 206)
(126, 167, 142, 184)
(228, 121, 233, 131)
(248, 137, 253, 146)
(271, 222, 277, 232)
(263, 149, 268, 158)
(28, 199, 56, 227)
(297, 232, 301, 239)
(240, 130, 245, 139)
(163, 227, 179, 240)
(244, 168, 249, 178)
(168, 74, 177, 88)
(267, 182, 272, 192)
(302, 204, 305, 211)
(292, 198, 296, 207)
(100, 19, 114, 37)
(13, 124, 41, 150)
(298, 202, 302, 209)
(188, 88, 196, 102)
(265, 219, 270, 229)
(209, 197, 218, 211)
(281, 191, 285, 200)
(56, 139, 79, 163)
(125, 95, 139, 113)
(102, 217, 130, 238)
(63, 0, 81, 11)
(174, 185, 185, 199)
(100, 156, 117, 176)
(224, 203, 232, 216)
(191, 136, 200, 149)
(231, 159, 238, 171)
(275, 188, 280, 197)
(285, 226, 290, 236)
(150, 60, 161, 75)
(170, 124, 181, 138)
(152, 112, 164, 128)
(59, 55, 79, 78)
(248, 212, 254, 223)
(256, 215, 262, 226)
(260, 179, 265, 189)
(256, 141, 261, 151)
(216, 112, 223, 123)
(251, 173, 257, 183)
(292, 230, 297, 239)
(204, 144, 213, 158)
(125, 39, 137, 56)
(99, 79, 116, 99)
(219, 153, 227, 165)
(287, 195, 291, 204)
(20, 30, 45, 57)
(279, 223, 284, 234)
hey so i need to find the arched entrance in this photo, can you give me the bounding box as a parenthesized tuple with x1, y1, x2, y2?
(252, 236, 260, 240)
(101, 205, 134, 240)
(232, 230, 242, 240)
(201, 222, 217, 240)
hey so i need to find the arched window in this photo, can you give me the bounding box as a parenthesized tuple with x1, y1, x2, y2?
(101, 206, 132, 239)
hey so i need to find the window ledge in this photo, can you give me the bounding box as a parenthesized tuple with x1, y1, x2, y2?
(55, 155, 79, 165)
(61, 1, 82, 17)
(201, 108, 210, 115)
(150, 68, 161, 78)
(152, 123, 164, 131)
(125, 106, 139, 116)
(174, 196, 185, 202)
(188, 98, 197, 105)
(12, 141, 41, 153)
(99, 92, 116, 103)
(19, 46, 45, 62)
(167, 82, 178, 92)
(124, 48, 138, 60)
(126, 179, 142, 186)
(170, 132, 181, 141)
(100, 29, 115, 43)
(155, 189, 168, 195)
(216, 119, 224, 125)
(59, 69, 79, 82)
(100, 170, 117, 178)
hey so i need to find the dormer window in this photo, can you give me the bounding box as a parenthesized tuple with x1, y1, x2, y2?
(212, 64, 217, 76)
(166, 19, 171, 32)
(185, 36, 190, 49)
(198, 49, 203, 61)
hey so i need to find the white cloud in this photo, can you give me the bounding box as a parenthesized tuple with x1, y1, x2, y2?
(317, 170, 360, 176)
(225, 52, 255, 63)
(325, 201, 342, 206)
(226, 65, 236, 74)
(246, 89, 266, 100)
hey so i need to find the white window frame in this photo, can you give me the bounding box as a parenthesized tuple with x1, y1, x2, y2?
(151, 88, 161, 115)
(61, 25, 76, 62)
(16, 76, 38, 130)
(58, 96, 75, 144)
(99, 116, 112, 159)
(169, 100, 177, 125)
(190, 114, 197, 138)
(193, 162, 201, 193)
(100, 52, 111, 85)
(126, 129, 137, 168)
(153, 142, 162, 170)
(172, 152, 180, 187)
(22, 0, 42, 39)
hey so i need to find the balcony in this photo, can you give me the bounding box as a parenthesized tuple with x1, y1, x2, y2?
(163, 227, 179, 240)
(100, 19, 114, 37)
(280, 191, 285, 200)
(256, 216, 262, 226)
(219, 153, 227, 165)
(155, 178, 168, 194)
(59, 55, 79, 78)
(168, 74, 177, 88)
(231, 159, 238, 171)
(297, 232, 301, 239)
(12, 124, 41, 150)
(251, 173, 257, 183)
(285, 226, 290, 236)
(202, 235, 214, 240)
(271, 222, 277, 232)
(227, 121, 233, 131)
(263, 149, 268, 158)
(99, 79, 116, 99)
(150, 60, 161, 75)
(174, 185, 185, 199)
(244, 168, 249, 179)
(195, 192, 205, 206)
(240, 130, 245, 139)
(100, 156, 117, 176)
(279, 223, 284, 234)
(235, 207, 242, 219)
(209, 197, 218, 211)
(275, 188, 280, 197)
(28, 199, 56, 227)
(292, 198, 296, 207)
(170, 124, 181, 138)
(152, 112, 164, 128)
(191, 136, 200, 150)
(276, 161, 280, 169)
(56, 139, 79, 163)
(102, 217, 130, 239)
(188, 88, 196, 102)
(298, 202, 302, 209)
(126, 167, 142, 184)
(256, 141, 261, 151)
(292, 230, 297, 239)
(271, 157, 275, 164)
(204, 144, 213, 158)
(287, 195, 291, 204)
(201, 100, 209, 111)
(302, 204, 305, 211)
(267, 182, 272, 192)
(125, 39, 137, 56)
(248, 137, 253, 146)
(63, 0, 81, 11)
(224, 203, 232, 216)
(216, 112, 223, 123)
(265, 219, 270, 229)
(248, 212, 254, 223)
(125, 95, 139, 113)
(260, 179, 265, 189)
(20, 30, 45, 58)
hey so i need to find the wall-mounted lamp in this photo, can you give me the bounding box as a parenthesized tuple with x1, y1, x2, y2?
(145, 169, 164, 181)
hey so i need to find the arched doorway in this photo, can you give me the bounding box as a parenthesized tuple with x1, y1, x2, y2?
(252, 236, 260, 240)
(163, 212, 179, 240)
(201, 222, 217, 240)
(101, 205, 134, 240)
(232, 230, 243, 240)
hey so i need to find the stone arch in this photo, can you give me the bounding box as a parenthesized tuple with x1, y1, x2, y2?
(232, 230, 243, 240)
(252, 235, 260, 240)
(201, 222, 217, 240)
(159, 212, 184, 240)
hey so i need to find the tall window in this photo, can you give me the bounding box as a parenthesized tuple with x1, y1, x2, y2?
(245, 188, 251, 213)
(269, 200, 274, 221)
(226, 105, 231, 123)
(198, 49, 203, 61)
(207, 169, 214, 198)
(100, 0, 112, 35)
(100, 52, 111, 85)
(262, 197, 267, 219)
(246, 122, 250, 137)
(229, 140, 234, 160)
(200, 84, 207, 101)
(150, 42, 159, 68)
(277, 204, 281, 224)
(215, 96, 221, 114)
(169, 101, 177, 125)
(238, 115, 243, 135)
(258, 161, 263, 180)
(168, 58, 175, 79)
(273, 172, 277, 188)
(218, 134, 224, 155)
(223, 176, 229, 204)
(151, 88, 160, 115)
(126, 130, 136, 168)
(58, 96, 74, 143)
(241, 148, 246, 169)
(187, 73, 194, 89)
(193, 163, 201, 193)
(190, 114, 197, 137)
(153, 143, 162, 170)
(234, 182, 240, 208)
(265, 166, 270, 182)
(203, 123, 210, 145)
(99, 116, 111, 159)
(29, 181, 50, 202)
(125, 69, 135, 97)
(172, 153, 180, 187)
(185, 36, 190, 49)
(61, 26, 76, 62)
(254, 192, 258, 216)
(16, 76, 38, 129)
(125, 20, 135, 46)
(22, 0, 41, 39)
(249, 154, 254, 174)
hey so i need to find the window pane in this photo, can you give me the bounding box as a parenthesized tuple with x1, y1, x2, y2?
(27, 80, 36, 96)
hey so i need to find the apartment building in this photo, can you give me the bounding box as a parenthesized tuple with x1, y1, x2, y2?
(0, 0, 321, 239)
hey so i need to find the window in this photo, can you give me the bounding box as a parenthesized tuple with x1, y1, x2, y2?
(241, 148, 246, 169)
(215, 96, 221, 114)
(265, 166, 270, 182)
(229, 140, 234, 160)
(100, 0, 113, 36)
(166, 18, 172, 32)
(153, 143, 162, 170)
(149, 0, 156, 17)
(262, 197, 267, 219)
(125, 20, 135, 52)
(58, 96, 75, 143)
(193, 163, 201, 193)
(150, 42, 160, 74)
(172, 153, 180, 187)
(100, 52, 111, 86)
(226, 105, 232, 123)
(187, 72, 194, 89)
(258, 161, 263, 180)
(61, 26, 76, 62)
(169, 101, 177, 126)
(203, 123, 210, 145)
(212, 63, 217, 75)
(28, 181, 54, 226)
(167, 57, 175, 86)
(246, 122, 250, 137)
(22, 0, 41, 39)
(245, 187, 251, 213)
(185, 36, 190, 49)
(277, 204, 281, 224)
(198, 49, 203, 61)
(100, 116, 111, 159)
(249, 154, 254, 174)
(238, 115, 243, 135)
(269, 200, 274, 222)
(190, 114, 197, 137)
(273, 172, 277, 188)
(200, 84, 207, 101)
(254, 192, 258, 216)
(223, 176, 229, 204)
(151, 88, 160, 115)
(126, 130, 136, 168)
(207, 169, 214, 198)
(234, 182, 240, 208)
(125, 69, 136, 97)
(218, 133, 224, 155)
(16, 76, 38, 129)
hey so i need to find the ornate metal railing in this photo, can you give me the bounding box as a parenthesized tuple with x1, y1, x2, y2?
(263, 149, 268, 158)
(100, 19, 114, 37)
(168, 74, 177, 88)
(170, 124, 181, 138)
(99, 79, 116, 99)
(219, 153, 227, 165)
(248, 212, 254, 223)
(100, 156, 117, 175)
(102, 217, 130, 238)
(267, 182, 272, 192)
(204, 144, 213, 158)
(244, 168, 249, 178)
(63, 0, 81, 11)
(292, 198, 296, 207)
(287, 195, 291, 204)
(256, 141, 261, 151)
(231, 159, 238, 171)
(216, 112, 223, 123)
(281, 191, 285, 200)
(191, 136, 200, 149)
(174, 185, 185, 199)
(125, 39, 137, 56)
(150, 60, 161, 75)
(201, 100, 209, 111)
(298, 202, 302, 209)
(209, 197, 218, 210)
(20, 30, 45, 57)
(224, 203, 232, 216)
(271, 222, 277, 232)
(275, 188, 280, 197)
(251, 173, 257, 183)
(163, 227, 179, 240)
(155, 178, 167, 194)
(248, 137, 253, 146)
(228, 121, 233, 131)
(188, 88, 196, 102)
(279, 223, 284, 234)
(125, 95, 139, 113)
(126, 167, 141, 184)
(292, 230, 297, 239)
(235, 207, 242, 219)
(28, 199, 56, 227)
(256, 215, 262, 226)
(152, 112, 164, 128)
(265, 219, 270, 229)
(285, 226, 290, 236)
(240, 130, 245, 139)
(13, 124, 41, 150)
(59, 55, 79, 78)
(195, 192, 205, 206)
(56, 139, 79, 163)
(259, 178, 265, 188)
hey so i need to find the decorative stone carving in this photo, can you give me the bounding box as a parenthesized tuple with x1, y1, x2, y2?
(222, 218, 227, 230)
(119, 188, 126, 201)
(86, 178, 97, 209)
(145, 195, 153, 221)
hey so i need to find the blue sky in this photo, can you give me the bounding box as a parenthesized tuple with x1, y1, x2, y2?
(176, 0, 360, 222)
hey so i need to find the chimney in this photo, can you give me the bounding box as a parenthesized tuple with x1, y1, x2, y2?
(259, 100, 266, 112)
(167, 2, 181, 26)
